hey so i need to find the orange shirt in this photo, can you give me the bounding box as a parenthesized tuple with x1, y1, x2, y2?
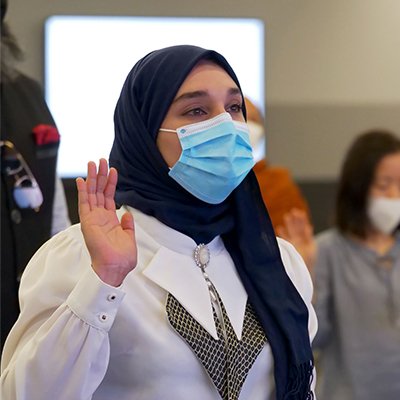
(253, 159, 311, 230)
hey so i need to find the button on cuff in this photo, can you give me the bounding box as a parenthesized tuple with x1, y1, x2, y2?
(67, 267, 126, 331)
(99, 313, 108, 322)
(107, 294, 117, 302)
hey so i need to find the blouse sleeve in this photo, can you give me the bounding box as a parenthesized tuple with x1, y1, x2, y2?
(0, 226, 125, 400)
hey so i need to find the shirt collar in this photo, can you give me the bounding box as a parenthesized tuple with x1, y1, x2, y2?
(125, 206, 247, 340)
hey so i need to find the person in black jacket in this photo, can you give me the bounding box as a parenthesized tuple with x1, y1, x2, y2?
(0, 0, 70, 348)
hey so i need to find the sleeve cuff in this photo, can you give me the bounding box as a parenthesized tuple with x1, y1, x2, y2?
(66, 266, 126, 331)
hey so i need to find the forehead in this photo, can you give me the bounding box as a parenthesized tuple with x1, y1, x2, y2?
(175, 60, 239, 96)
(375, 152, 400, 178)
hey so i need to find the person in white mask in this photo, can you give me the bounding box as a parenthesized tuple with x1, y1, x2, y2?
(278, 129, 400, 400)
(244, 97, 311, 232)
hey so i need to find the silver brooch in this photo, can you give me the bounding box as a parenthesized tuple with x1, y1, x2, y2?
(194, 243, 210, 270)
(194, 243, 217, 303)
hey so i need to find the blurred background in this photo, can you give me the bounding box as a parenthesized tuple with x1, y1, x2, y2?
(6, 0, 400, 232)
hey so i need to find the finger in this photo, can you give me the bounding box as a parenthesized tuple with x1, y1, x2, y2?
(291, 211, 312, 236)
(121, 212, 135, 234)
(290, 208, 304, 217)
(121, 212, 137, 269)
(86, 161, 98, 193)
(104, 167, 118, 210)
(86, 161, 98, 209)
(276, 225, 285, 238)
(96, 158, 109, 207)
(76, 177, 90, 217)
(291, 209, 310, 229)
(276, 224, 290, 241)
(283, 213, 298, 238)
(286, 210, 309, 236)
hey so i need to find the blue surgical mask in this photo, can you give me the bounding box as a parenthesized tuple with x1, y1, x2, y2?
(159, 112, 255, 204)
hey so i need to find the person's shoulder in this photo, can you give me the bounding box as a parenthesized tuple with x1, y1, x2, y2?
(314, 229, 349, 266)
(12, 71, 42, 89)
(315, 228, 342, 248)
(3, 71, 45, 100)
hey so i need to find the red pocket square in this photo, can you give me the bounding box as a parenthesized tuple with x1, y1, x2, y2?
(32, 124, 60, 145)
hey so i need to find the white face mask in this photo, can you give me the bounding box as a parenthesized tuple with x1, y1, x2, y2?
(246, 120, 266, 163)
(367, 197, 400, 235)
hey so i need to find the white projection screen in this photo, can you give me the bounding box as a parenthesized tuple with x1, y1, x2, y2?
(44, 16, 265, 177)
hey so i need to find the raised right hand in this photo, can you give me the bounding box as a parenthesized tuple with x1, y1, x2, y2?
(276, 208, 317, 275)
(76, 158, 137, 287)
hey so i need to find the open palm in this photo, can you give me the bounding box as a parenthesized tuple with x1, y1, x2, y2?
(276, 208, 317, 274)
(76, 159, 137, 287)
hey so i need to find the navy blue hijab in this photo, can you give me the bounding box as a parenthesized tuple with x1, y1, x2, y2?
(109, 45, 313, 400)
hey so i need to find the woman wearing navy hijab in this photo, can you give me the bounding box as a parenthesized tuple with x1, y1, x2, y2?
(1, 45, 317, 400)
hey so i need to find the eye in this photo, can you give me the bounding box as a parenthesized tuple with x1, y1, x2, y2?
(183, 107, 207, 117)
(372, 179, 388, 190)
(227, 103, 243, 114)
(375, 182, 390, 190)
(372, 178, 397, 193)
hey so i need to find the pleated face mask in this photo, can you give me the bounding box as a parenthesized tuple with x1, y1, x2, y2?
(368, 196, 400, 234)
(159, 112, 255, 204)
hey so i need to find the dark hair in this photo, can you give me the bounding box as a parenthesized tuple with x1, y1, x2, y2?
(335, 129, 400, 237)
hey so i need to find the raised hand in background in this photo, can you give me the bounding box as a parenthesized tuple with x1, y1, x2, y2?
(276, 208, 317, 275)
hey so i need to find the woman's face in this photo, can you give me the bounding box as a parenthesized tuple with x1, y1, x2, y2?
(369, 151, 400, 199)
(156, 60, 245, 167)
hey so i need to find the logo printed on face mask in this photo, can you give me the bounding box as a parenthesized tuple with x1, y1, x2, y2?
(367, 197, 400, 235)
(160, 112, 255, 204)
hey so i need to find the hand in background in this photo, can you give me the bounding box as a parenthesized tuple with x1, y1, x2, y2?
(76, 158, 137, 287)
(276, 208, 317, 275)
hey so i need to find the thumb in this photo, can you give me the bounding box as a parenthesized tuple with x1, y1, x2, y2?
(121, 212, 135, 234)
(276, 225, 287, 239)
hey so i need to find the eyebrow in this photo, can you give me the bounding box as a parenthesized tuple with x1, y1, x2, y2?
(172, 87, 242, 104)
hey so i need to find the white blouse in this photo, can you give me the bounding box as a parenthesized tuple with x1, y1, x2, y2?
(0, 207, 317, 400)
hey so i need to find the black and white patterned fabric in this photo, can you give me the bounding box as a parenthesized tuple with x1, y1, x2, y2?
(166, 291, 267, 400)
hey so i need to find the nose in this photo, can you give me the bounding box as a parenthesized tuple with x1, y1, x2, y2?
(209, 105, 228, 119)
